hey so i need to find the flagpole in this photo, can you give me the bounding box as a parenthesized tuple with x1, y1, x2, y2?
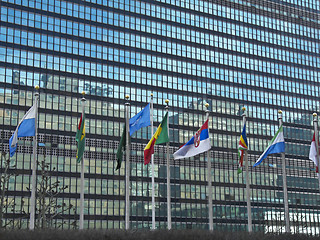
(125, 95, 130, 230)
(205, 103, 213, 231)
(165, 99, 171, 230)
(278, 110, 290, 233)
(242, 107, 252, 233)
(29, 85, 39, 230)
(79, 92, 86, 230)
(312, 113, 320, 191)
(150, 94, 156, 230)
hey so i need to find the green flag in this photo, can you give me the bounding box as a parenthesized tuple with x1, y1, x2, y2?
(75, 112, 85, 163)
(116, 125, 126, 170)
(155, 112, 169, 145)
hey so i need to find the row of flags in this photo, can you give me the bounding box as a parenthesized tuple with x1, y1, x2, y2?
(115, 103, 211, 169)
(114, 100, 212, 230)
(238, 121, 319, 173)
(7, 97, 320, 232)
(8, 102, 319, 172)
(114, 102, 318, 175)
(237, 123, 286, 173)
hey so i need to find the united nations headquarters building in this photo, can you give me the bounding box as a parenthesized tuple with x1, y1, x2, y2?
(1, 0, 320, 234)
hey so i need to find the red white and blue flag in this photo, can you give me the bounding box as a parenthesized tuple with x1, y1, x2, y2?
(173, 119, 211, 160)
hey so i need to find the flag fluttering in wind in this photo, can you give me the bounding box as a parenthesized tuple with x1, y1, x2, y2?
(116, 125, 126, 170)
(253, 125, 285, 167)
(144, 112, 169, 165)
(9, 104, 37, 157)
(238, 124, 248, 174)
(116, 103, 151, 169)
(309, 132, 319, 173)
(75, 111, 85, 163)
(173, 119, 211, 160)
(129, 103, 151, 136)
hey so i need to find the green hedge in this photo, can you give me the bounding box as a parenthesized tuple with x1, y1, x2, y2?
(0, 230, 318, 240)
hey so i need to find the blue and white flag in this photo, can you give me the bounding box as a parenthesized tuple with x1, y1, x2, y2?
(9, 104, 37, 157)
(129, 103, 151, 136)
(173, 119, 211, 160)
(253, 125, 285, 167)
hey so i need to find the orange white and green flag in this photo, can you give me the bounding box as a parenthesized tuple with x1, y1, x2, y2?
(144, 112, 169, 165)
(238, 124, 248, 174)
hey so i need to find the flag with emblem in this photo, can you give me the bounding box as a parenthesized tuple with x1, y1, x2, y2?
(129, 103, 150, 136)
(173, 119, 211, 160)
(76, 111, 85, 163)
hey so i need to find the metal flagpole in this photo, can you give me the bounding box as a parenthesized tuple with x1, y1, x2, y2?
(165, 99, 171, 230)
(79, 92, 86, 230)
(125, 95, 130, 230)
(150, 94, 156, 230)
(278, 110, 290, 233)
(205, 103, 213, 231)
(242, 107, 252, 233)
(29, 85, 39, 230)
(312, 113, 320, 192)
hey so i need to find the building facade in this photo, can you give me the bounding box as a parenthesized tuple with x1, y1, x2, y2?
(0, 0, 320, 234)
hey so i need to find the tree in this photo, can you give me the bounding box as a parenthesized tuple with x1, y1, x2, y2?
(35, 144, 75, 229)
(0, 130, 21, 229)
(0, 151, 14, 228)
